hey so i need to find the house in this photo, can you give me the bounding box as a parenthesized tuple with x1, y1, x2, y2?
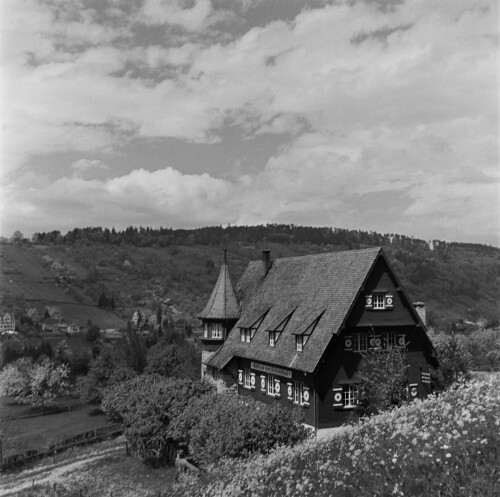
(199, 247, 437, 431)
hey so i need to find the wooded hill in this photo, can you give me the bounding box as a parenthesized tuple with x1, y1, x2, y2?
(2, 225, 499, 330)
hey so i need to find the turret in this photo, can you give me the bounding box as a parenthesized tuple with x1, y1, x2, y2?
(198, 249, 239, 378)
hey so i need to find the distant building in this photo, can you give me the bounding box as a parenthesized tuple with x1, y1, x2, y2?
(199, 248, 437, 432)
(0, 312, 16, 333)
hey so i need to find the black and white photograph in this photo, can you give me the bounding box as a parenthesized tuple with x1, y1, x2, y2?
(0, 1, 498, 496)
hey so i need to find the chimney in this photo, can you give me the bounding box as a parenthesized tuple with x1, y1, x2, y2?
(413, 302, 426, 326)
(262, 249, 271, 275)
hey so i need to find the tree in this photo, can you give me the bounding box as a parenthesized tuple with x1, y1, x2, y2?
(145, 340, 200, 381)
(427, 330, 471, 389)
(11, 230, 24, 245)
(76, 343, 135, 404)
(355, 346, 409, 417)
(102, 377, 213, 465)
(0, 357, 70, 411)
(85, 324, 100, 343)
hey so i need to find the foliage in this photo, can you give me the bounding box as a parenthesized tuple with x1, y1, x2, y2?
(85, 324, 100, 343)
(102, 376, 213, 465)
(355, 346, 409, 417)
(427, 330, 472, 389)
(0, 357, 70, 409)
(172, 377, 500, 497)
(121, 328, 148, 374)
(76, 342, 135, 404)
(145, 338, 200, 381)
(466, 328, 500, 370)
(170, 392, 309, 467)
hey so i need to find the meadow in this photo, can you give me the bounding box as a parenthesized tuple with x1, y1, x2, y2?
(172, 376, 500, 497)
(1, 397, 117, 457)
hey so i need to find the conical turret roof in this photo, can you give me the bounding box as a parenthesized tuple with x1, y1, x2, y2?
(198, 255, 240, 320)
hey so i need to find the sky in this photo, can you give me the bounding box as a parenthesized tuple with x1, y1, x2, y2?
(0, 0, 498, 245)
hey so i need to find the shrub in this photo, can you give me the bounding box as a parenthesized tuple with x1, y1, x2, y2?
(170, 393, 309, 467)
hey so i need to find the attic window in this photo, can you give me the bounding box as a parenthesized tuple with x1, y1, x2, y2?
(294, 313, 323, 352)
(267, 311, 294, 347)
(365, 293, 394, 310)
(239, 311, 268, 344)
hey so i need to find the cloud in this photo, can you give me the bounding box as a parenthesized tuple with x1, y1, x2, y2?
(0, 0, 497, 244)
(70, 159, 110, 171)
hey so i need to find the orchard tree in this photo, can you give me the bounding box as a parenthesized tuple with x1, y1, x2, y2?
(0, 357, 70, 411)
(355, 346, 409, 417)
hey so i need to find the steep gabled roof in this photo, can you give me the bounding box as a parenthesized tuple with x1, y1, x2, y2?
(197, 260, 240, 320)
(207, 247, 382, 373)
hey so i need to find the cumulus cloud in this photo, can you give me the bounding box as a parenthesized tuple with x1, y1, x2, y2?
(0, 0, 497, 244)
(70, 159, 110, 171)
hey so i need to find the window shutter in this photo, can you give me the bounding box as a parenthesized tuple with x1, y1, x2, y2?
(260, 375, 266, 393)
(287, 382, 293, 401)
(409, 383, 418, 399)
(385, 294, 394, 309)
(238, 370, 243, 385)
(274, 378, 281, 398)
(365, 295, 373, 309)
(397, 334, 406, 347)
(250, 372, 256, 390)
(369, 335, 382, 349)
(344, 335, 353, 351)
(302, 386, 310, 407)
(333, 386, 343, 408)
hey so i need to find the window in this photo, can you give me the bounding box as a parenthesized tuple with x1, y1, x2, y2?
(240, 328, 251, 342)
(203, 322, 208, 338)
(381, 331, 396, 349)
(353, 333, 367, 352)
(269, 331, 276, 347)
(373, 293, 385, 309)
(244, 369, 251, 388)
(293, 381, 306, 405)
(212, 323, 223, 339)
(267, 374, 276, 396)
(296, 335, 310, 351)
(343, 385, 358, 408)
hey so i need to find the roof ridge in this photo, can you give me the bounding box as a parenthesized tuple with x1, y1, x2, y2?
(249, 246, 381, 264)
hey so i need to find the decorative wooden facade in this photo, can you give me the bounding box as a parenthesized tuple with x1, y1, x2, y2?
(199, 247, 437, 430)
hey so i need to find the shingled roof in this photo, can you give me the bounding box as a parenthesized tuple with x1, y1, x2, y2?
(207, 247, 382, 373)
(197, 258, 240, 320)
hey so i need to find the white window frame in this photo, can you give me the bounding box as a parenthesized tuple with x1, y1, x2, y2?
(244, 369, 251, 389)
(269, 331, 276, 347)
(373, 293, 386, 309)
(343, 385, 358, 408)
(267, 374, 276, 396)
(293, 381, 306, 405)
(382, 331, 397, 349)
(240, 328, 251, 342)
(203, 322, 208, 338)
(353, 333, 368, 352)
(212, 323, 223, 339)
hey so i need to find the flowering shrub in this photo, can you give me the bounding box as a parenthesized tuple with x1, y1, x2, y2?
(171, 377, 500, 496)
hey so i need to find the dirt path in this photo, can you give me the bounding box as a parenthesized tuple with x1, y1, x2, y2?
(0, 438, 125, 496)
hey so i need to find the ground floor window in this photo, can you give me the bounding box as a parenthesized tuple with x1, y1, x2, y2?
(381, 331, 397, 349)
(243, 369, 251, 388)
(353, 333, 368, 352)
(267, 374, 276, 396)
(343, 385, 358, 408)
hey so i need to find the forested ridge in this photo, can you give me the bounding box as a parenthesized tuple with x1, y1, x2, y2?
(4, 224, 500, 329)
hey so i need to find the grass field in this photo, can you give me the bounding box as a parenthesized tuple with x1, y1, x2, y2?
(0, 437, 176, 497)
(2, 398, 117, 457)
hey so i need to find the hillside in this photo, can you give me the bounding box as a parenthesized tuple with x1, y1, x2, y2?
(1, 225, 499, 330)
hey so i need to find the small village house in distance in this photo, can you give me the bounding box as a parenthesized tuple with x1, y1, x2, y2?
(199, 247, 437, 431)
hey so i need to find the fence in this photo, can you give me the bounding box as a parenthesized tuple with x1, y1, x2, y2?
(1, 424, 123, 473)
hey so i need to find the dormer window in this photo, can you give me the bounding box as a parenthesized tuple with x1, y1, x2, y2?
(296, 334, 309, 351)
(267, 311, 294, 348)
(269, 331, 277, 347)
(240, 328, 252, 342)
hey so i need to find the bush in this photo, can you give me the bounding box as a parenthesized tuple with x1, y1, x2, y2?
(170, 393, 309, 467)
